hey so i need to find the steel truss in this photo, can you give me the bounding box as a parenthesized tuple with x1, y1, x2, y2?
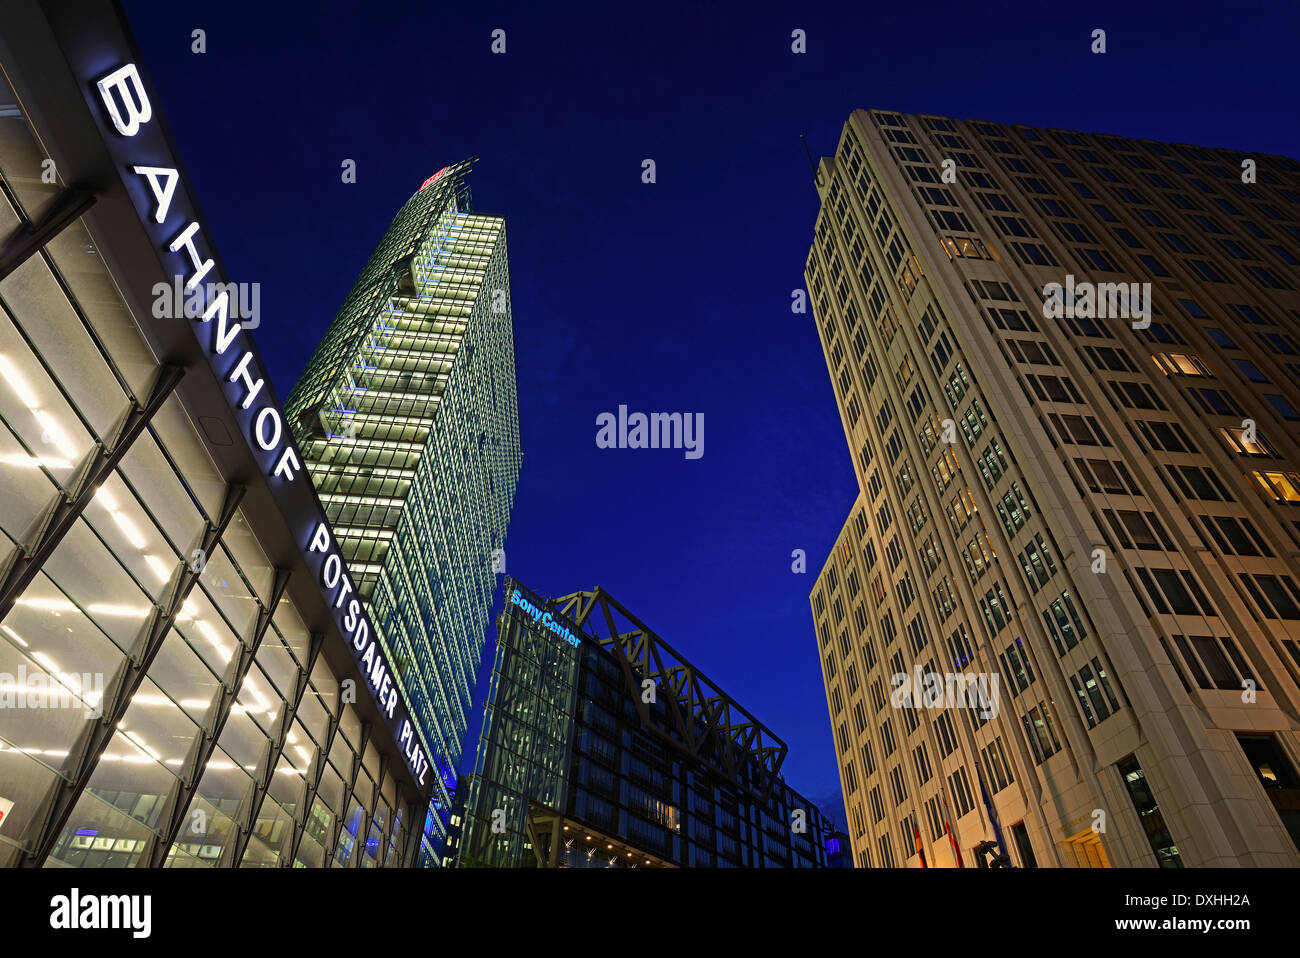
(554, 587, 788, 803)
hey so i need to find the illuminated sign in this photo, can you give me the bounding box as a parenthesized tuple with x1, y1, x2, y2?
(91, 63, 432, 791)
(509, 589, 580, 647)
(419, 167, 448, 190)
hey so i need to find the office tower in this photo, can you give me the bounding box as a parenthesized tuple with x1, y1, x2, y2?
(807, 109, 1300, 868)
(0, 1, 434, 868)
(450, 579, 827, 867)
(286, 163, 521, 861)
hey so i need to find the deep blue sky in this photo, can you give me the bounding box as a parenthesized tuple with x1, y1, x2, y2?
(123, 0, 1300, 820)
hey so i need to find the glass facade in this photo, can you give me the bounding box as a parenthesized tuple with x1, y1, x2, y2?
(285, 165, 521, 861)
(0, 28, 426, 868)
(453, 580, 827, 868)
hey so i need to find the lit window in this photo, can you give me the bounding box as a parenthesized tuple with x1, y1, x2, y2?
(1252, 471, 1300, 503)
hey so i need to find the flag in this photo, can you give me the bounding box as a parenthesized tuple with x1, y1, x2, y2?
(976, 762, 1007, 860)
(941, 791, 964, 867)
(944, 820, 964, 868)
(913, 821, 927, 868)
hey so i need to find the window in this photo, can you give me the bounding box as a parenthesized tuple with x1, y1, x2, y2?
(999, 638, 1035, 695)
(934, 711, 958, 757)
(1268, 394, 1300, 420)
(980, 581, 1014, 637)
(880, 718, 897, 756)
(877, 833, 895, 868)
(1239, 573, 1300, 620)
(1052, 413, 1111, 447)
(947, 766, 976, 817)
(939, 235, 992, 262)
(1104, 509, 1174, 551)
(1234, 358, 1269, 382)
(889, 764, 909, 805)
(976, 436, 1010, 491)
(1070, 657, 1123, 727)
(1076, 457, 1139, 495)
(1199, 514, 1272, 557)
(1021, 701, 1063, 763)
(1018, 533, 1058, 592)
(1133, 567, 1216, 617)
(946, 623, 976, 670)
(925, 796, 944, 843)
(1153, 352, 1212, 377)
(1117, 756, 1182, 868)
(1043, 591, 1087, 655)
(1010, 822, 1038, 868)
(1109, 379, 1165, 410)
(1169, 633, 1256, 691)
(980, 738, 1015, 791)
(912, 742, 933, 785)
(1219, 425, 1280, 457)
(852, 700, 868, 734)
(1251, 470, 1300, 504)
(995, 483, 1032, 537)
(1136, 419, 1197, 454)
(1189, 387, 1244, 416)
(1166, 464, 1233, 502)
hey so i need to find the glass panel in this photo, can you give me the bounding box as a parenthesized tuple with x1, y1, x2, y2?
(219, 513, 275, 608)
(116, 676, 202, 792)
(268, 743, 308, 812)
(0, 739, 63, 866)
(43, 219, 158, 400)
(271, 599, 311, 666)
(214, 701, 269, 776)
(35, 520, 154, 653)
(295, 689, 330, 744)
(0, 423, 61, 552)
(84, 468, 185, 604)
(0, 311, 93, 484)
(144, 630, 221, 727)
(147, 396, 230, 522)
(0, 74, 63, 220)
(46, 792, 156, 868)
(253, 630, 299, 702)
(0, 254, 128, 443)
(114, 429, 208, 564)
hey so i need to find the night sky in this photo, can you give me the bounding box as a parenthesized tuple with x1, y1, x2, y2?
(122, 0, 1300, 822)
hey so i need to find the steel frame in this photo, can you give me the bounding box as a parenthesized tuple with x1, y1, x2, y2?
(0, 363, 186, 622)
(142, 567, 292, 866)
(21, 480, 246, 866)
(554, 586, 788, 803)
(221, 631, 325, 867)
(287, 689, 342, 867)
(0, 183, 97, 282)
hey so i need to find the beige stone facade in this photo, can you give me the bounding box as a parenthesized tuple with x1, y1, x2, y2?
(808, 110, 1300, 868)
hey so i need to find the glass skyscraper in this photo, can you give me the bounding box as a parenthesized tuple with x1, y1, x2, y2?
(0, 2, 438, 868)
(450, 579, 828, 868)
(286, 162, 521, 861)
